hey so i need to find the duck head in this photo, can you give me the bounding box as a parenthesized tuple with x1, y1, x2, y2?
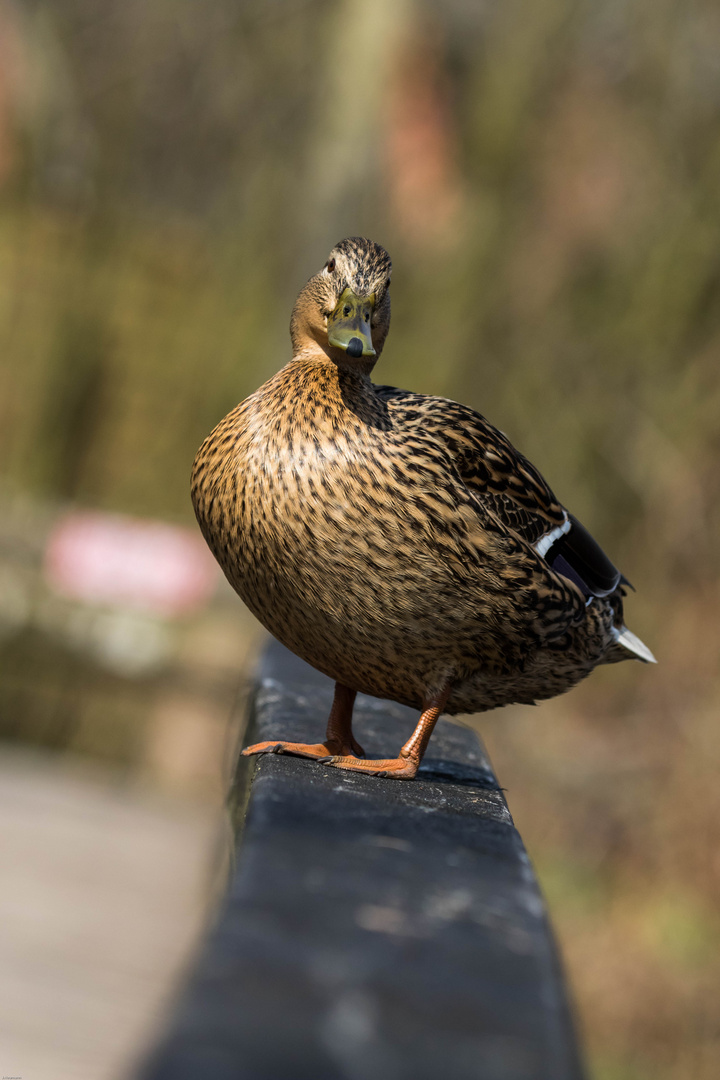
(290, 237, 392, 373)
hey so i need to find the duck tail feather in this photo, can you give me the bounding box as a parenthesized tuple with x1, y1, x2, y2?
(612, 625, 657, 663)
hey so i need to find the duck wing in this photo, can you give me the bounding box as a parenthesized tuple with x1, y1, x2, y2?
(377, 387, 624, 600)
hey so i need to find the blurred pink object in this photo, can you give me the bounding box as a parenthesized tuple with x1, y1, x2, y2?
(45, 511, 220, 616)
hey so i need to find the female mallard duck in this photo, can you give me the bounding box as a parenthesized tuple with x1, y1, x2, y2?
(192, 237, 655, 779)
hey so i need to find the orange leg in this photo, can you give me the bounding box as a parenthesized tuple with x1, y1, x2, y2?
(242, 683, 364, 761)
(324, 684, 451, 779)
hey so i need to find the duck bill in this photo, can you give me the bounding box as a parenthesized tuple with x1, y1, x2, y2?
(327, 288, 376, 359)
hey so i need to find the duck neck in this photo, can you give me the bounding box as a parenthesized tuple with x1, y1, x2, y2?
(292, 343, 378, 380)
(287, 350, 373, 397)
(278, 351, 389, 431)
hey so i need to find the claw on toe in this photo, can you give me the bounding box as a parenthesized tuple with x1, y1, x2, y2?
(241, 741, 284, 757)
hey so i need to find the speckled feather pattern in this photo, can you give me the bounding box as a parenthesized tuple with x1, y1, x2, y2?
(192, 357, 627, 717)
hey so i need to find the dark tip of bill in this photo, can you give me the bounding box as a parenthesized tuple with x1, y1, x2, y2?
(346, 337, 363, 358)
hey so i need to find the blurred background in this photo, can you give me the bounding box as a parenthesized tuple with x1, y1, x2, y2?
(0, 0, 718, 1077)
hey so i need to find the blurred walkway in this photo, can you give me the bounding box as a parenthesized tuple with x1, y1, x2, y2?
(0, 747, 226, 1080)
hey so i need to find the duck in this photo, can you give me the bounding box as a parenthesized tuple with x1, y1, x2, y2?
(191, 236, 655, 779)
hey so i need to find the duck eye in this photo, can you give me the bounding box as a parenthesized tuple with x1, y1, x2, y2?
(327, 257, 336, 272)
(385, 278, 391, 290)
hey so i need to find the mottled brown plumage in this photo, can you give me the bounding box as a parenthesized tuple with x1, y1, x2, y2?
(192, 237, 654, 779)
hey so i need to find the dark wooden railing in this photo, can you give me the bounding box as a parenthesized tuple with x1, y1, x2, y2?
(140, 640, 585, 1080)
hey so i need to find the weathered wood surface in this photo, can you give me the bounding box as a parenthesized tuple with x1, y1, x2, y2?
(140, 640, 585, 1080)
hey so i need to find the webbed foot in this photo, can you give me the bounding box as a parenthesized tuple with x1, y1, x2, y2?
(324, 754, 418, 779)
(242, 734, 365, 761)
